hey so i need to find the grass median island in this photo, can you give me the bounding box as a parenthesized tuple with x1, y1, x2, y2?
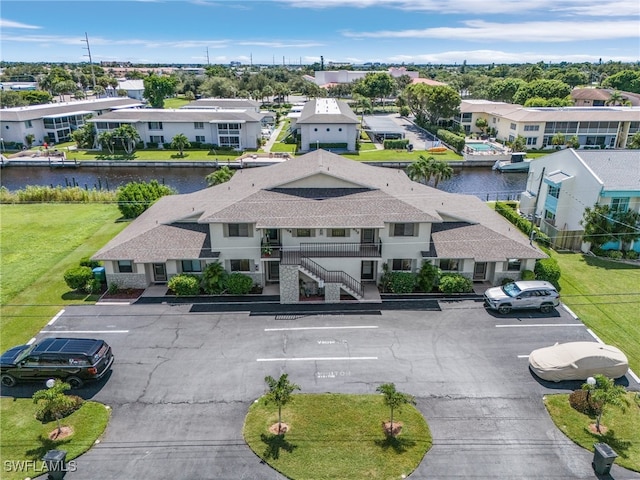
(0, 398, 110, 480)
(243, 393, 432, 480)
(544, 393, 640, 472)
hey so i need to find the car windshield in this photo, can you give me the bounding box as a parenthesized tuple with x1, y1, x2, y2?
(502, 283, 522, 297)
(14, 344, 36, 363)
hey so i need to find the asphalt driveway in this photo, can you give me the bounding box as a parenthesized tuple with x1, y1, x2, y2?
(13, 301, 640, 479)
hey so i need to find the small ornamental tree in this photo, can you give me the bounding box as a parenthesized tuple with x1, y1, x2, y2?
(376, 383, 416, 437)
(202, 261, 227, 294)
(64, 266, 94, 291)
(116, 180, 176, 219)
(416, 262, 440, 292)
(264, 373, 300, 435)
(171, 133, 191, 157)
(581, 374, 629, 433)
(32, 380, 78, 436)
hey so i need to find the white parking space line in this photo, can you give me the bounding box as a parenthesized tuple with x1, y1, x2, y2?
(257, 356, 377, 362)
(562, 304, 579, 319)
(517, 355, 530, 359)
(586, 328, 605, 343)
(264, 326, 378, 332)
(495, 323, 584, 328)
(40, 330, 130, 334)
(47, 309, 65, 326)
(628, 369, 640, 384)
(27, 337, 37, 345)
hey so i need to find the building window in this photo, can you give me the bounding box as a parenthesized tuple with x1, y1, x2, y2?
(507, 259, 522, 271)
(148, 122, 163, 130)
(181, 260, 202, 273)
(230, 259, 251, 272)
(461, 113, 472, 121)
(295, 228, 313, 237)
(439, 259, 459, 271)
(510, 123, 516, 130)
(195, 135, 206, 142)
(24, 120, 33, 128)
(526, 137, 538, 145)
(547, 185, 560, 198)
(328, 228, 347, 237)
(524, 125, 539, 131)
(194, 122, 204, 129)
(228, 223, 250, 237)
(392, 259, 412, 271)
(117, 260, 133, 273)
(150, 135, 164, 144)
(544, 210, 556, 225)
(611, 198, 629, 212)
(392, 223, 416, 236)
(219, 136, 240, 148)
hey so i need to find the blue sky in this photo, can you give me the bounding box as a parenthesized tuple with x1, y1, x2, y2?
(1, 0, 639, 65)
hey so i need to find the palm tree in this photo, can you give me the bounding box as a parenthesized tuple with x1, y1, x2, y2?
(406, 155, 434, 184)
(376, 383, 415, 437)
(114, 124, 141, 154)
(171, 133, 191, 157)
(432, 160, 454, 188)
(606, 91, 627, 106)
(264, 373, 300, 434)
(206, 166, 235, 186)
(98, 131, 115, 154)
(32, 380, 76, 437)
(582, 374, 629, 433)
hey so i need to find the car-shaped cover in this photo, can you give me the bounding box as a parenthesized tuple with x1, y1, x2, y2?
(529, 341, 628, 382)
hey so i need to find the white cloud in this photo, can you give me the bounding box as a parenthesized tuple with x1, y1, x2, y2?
(236, 41, 325, 48)
(0, 18, 41, 29)
(344, 20, 640, 42)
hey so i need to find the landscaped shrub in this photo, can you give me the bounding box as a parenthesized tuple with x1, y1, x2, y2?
(80, 256, 101, 269)
(416, 262, 440, 292)
(83, 278, 102, 294)
(202, 262, 227, 294)
(63, 266, 94, 291)
(438, 274, 473, 293)
(606, 250, 623, 260)
(168, 274, 201, 296)
(494, 201, 550, 247)
(224, 273, 254, 295)
(624, 250, 639, 260)
(436, 129, 465, 153)
(383, 139, 410, 150)
(534, 258, 561, 290)
(568, 389, 599, 416)
(500, 277, 514, 285)
(35, 391, 84, 422)
(521, 269, 536, 280)
(108, 283, 120, 295)
(386, 272, 417, 293)
(399, 106, 411, 117)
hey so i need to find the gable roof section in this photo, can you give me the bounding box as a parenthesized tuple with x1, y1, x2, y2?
(296, 98, 359, 125)
(574, 150, 640, 193)
(88, 108, 263, 123)
(182, 98, 260, 109)
(0, 98, 141, 122)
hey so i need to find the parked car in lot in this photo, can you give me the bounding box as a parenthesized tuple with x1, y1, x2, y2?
(529, 342, 629, 382)
(1, 337, 114, 388)
(483, 280, 560, 314)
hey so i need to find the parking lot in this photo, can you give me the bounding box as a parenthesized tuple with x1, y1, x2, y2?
(9, 300, 640, 479)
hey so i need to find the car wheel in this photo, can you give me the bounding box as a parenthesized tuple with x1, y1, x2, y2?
(67, 376, 84, 389)
(1, 374, 17, 387)
(498, 305, 511, 314)
(540, 304, 553, 314)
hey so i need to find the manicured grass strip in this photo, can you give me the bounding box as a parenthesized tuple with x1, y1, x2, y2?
(544, 393, 640, 472)
(0, 398, 110, 480)
(67, 149, 239, 162)
(163, 97, 190, 109)
(244, 393, 432, 480)
(551, 251, 640, 375)
(0, 204, 128, 351)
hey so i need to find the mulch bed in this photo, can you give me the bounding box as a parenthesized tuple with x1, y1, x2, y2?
(100, 289, 145, 301)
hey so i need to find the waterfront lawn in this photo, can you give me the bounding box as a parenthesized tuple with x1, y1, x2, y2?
(68, 149, 240, 162)
(0, 398, 110, 480)
(544, 393, 640, 472)
(244, 393, 432, 480)
(0, 204, 127, 351)
(551, 251, 640, 375)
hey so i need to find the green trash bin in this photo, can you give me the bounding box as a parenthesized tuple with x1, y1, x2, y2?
(92, 266, 106, 283)
(42, 449, 67, 480)
(593, 443, 617, 475)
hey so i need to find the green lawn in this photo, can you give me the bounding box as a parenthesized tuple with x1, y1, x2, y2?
(67, 149, 241, 162)
(0, 204, 128, 351)
(163, 97, 190, 109)
(244, 393, 432, 480)
(0, 398, 110, 480)
(551, 251, 640, 375)
(544, 393, 640, 472)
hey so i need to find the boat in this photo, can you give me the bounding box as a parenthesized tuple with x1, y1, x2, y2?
(428, 146, 448, 153)
(493, 152, 530, 172)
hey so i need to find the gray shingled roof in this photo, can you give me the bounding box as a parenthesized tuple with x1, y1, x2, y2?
(93, 149, 545, 262)
(296, 98, 359, 124)
(0, 98, 141, 122)
(88, 108, 263, 123)
(182, 98, 260, 109)
(575, 150, 640, 192)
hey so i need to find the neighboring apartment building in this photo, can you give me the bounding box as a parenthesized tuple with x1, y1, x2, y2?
(0, 97, 142, 146)
(519, 149, 640, 251)
(310, 68, 445, 88)
(106, 79, 145, 101)
(293, 98, 360, 152)
(181, 98, 275, 127)
(89, 108, 263, 150)
(571, 88, 640, 107)
(456, 100, 640, 149)
(92, 150, 546, 304)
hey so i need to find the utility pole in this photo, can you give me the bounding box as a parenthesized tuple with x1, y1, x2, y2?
(206, 47, 210, 65)
(82, 32, 97, 91)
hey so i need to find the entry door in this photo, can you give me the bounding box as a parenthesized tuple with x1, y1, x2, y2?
(361, 261, 375, 281)
(268, 261, 280, 282)
(153, 263, 167, 282)
(361, 229, 375, 243)
(473, 262, 487, 280)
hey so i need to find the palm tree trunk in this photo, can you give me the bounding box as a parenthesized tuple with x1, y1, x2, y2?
(278, 405, 282, 434)
(390, 406, 394, 433)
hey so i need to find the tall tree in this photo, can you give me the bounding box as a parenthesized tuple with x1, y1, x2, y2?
(582, 374, 629, 433)
(264, 373, 300, 434)
(113, 124, 141, 154)
(143, 74, 177, 108)
(432, 160, 454, 187)
(602, 70, 640, 94)
(402, 84, 460, 125)
(513, 79, 571, 105)
(580, 204, 615, 249)
(376, 383, 415, 437)
(171, 133, 191, 157)
(116, 180, 176, 218)
(486, 77, 526, 103)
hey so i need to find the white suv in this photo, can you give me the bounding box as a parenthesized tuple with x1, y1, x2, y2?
(484, 280, 560, 314)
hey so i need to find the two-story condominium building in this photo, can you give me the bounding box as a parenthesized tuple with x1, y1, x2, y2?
(456, 100, 640, 150)
(0, 97, 141, 146)
(295, 98, 360, 152)
(519, 149, 640, 251)
(89, 108, 263, 150)
(92, 150, 546, 304)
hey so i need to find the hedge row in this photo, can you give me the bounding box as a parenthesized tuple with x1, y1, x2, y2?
(494, 201, 551, 247)
(383, 139, 410, 150)
(436, 129, 465, 152)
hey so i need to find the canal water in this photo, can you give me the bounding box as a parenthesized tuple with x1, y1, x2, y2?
(0, 165, 528, 200)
